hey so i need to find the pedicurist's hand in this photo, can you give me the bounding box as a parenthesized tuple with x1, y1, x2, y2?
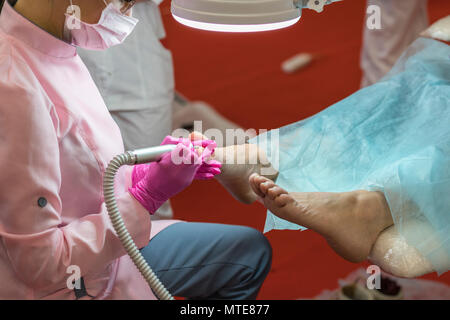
(188, 132, 223, 180)
(161, 136, 222, 180)
(128, 139, 202, 214)
(193, 141, 222, 180)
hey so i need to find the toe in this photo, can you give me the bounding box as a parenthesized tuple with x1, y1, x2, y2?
(267, 186, 287, 200)
(260, 181, 276, 194)
(251, 174, 274, 196)
(262, 193, 300, 225)
(249, 174, 266, 198)
(262, 193, 291, 213)
(254, 174, 270, 183)
(273, 193, 294, 207)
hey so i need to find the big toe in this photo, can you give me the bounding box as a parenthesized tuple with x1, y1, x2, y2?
(249, 174, 273, 195)
(249, 174, 265, 198)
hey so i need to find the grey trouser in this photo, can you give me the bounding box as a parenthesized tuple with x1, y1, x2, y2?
(140, 222, 272, 300)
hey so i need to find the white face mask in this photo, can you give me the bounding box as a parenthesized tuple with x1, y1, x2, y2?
(64, 0, 139, 51)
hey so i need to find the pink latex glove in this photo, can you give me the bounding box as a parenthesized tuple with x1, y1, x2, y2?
(159, 136, 222, 180)
(131, 137, 221, 187)
(128, 142, 203, 214)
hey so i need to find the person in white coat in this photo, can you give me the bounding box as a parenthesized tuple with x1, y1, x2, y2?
(78, 0, 176, 219)
(80, 0, 174, 151)
(78, 0, 243, 219)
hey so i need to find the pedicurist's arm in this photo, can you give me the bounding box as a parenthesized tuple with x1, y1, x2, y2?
(0, 69, 151, 289)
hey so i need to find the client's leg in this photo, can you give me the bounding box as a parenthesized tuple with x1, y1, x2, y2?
(249, 174, 393, 263)
(369, 225, 434, 278)
(141, 222, 272, 299)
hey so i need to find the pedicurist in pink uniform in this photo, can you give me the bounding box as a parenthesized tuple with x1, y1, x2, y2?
(0, 0, 271, 300)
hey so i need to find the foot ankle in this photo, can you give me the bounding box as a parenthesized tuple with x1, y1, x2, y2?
(354, 190, 394, 231)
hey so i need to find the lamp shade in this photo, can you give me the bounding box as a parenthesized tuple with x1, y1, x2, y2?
(171, 0, 302, 32)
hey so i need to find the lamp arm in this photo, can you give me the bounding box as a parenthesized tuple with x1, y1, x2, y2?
(293, 0, 304, 8)
(295, 0, 342, 11)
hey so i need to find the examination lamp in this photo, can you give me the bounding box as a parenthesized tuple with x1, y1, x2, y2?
(171, 0, 304, 32)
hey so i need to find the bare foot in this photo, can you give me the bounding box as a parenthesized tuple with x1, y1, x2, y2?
(213, 144, 279, 204)
(188, 132, 278, 204)
(250, 174, 394, 263)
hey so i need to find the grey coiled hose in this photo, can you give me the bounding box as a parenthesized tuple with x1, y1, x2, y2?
(103, 150, 175, 300)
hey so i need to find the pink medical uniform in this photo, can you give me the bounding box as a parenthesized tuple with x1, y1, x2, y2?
(0, 2, 179, 299)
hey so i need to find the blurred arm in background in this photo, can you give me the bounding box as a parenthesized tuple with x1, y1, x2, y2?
(360, 0, 428, 87)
